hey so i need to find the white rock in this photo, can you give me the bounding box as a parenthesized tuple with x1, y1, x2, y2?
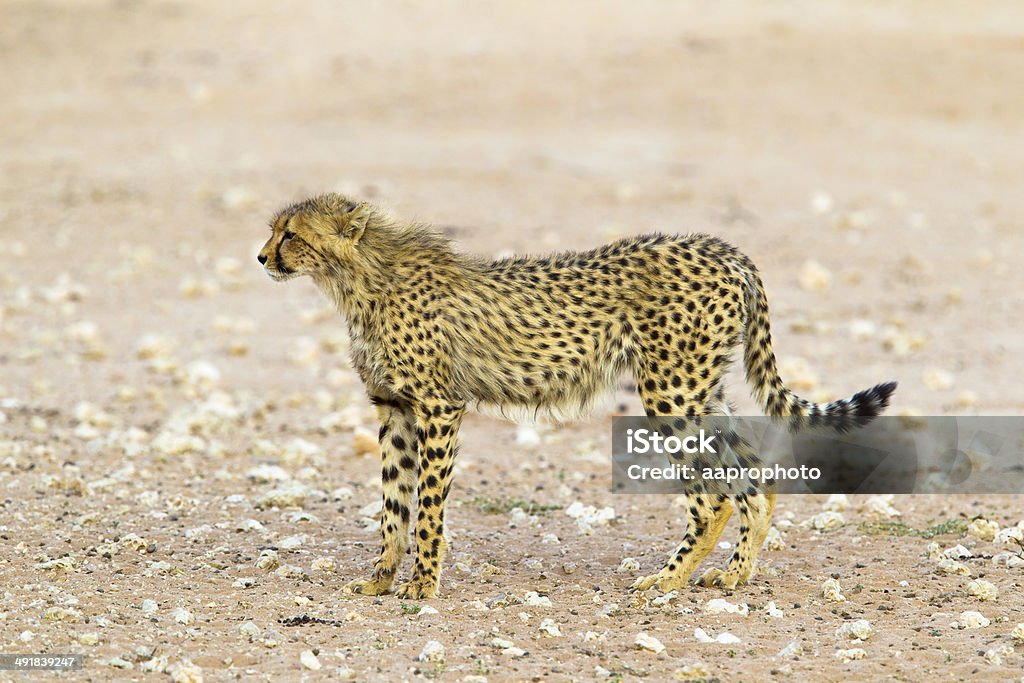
(418, 640, 445, 663)
(170, 659, 203, 683)
(538, 618, 562, 637)
(523, 591, 552, 607)
(821, 577, 847, 602)
(675, 662, 712, 679)
(778, 640, 802, 657)
(863, 495, 901, 518)
(959, 610, 990, 629)
(704, 598, 749, 616)
(239, 621, 261, 641)
(985, 645, 1013, 666)
(1011, 623, 1024, 642)
(173, 607, 194, 625)
(694, 628, 740, 644)
(942, 544, 973, 560)
(634, 632, 665, 654)
(299, 650, 321, 671)
(257, 483, 309, 509)
(141, 599, 158, 614)
(837, 619, 874, 641)
(935, 558, 971, 576)
(765, 601, 784, 619)
(618, 557, 640, 572)
(995, 526, 1023, 545)
(835, 648, 866, 662)
(966, 579, 998, 602)
(967, 519, 1000, 542)
(565, 501, 616, 535)
(803, 511, 846, 532)
(764, 526, 785, 551)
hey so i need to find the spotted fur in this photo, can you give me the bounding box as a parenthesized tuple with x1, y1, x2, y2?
(258, 193, 896, 597)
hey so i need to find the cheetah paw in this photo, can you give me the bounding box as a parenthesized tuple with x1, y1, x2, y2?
(630, 571, 689, 593)
(345, 576, 394, 596)
(395, 577, 438, 600)
(696, 567, 741, 590)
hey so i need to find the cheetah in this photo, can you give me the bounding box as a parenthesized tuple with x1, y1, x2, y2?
(257, 193, 896, 598)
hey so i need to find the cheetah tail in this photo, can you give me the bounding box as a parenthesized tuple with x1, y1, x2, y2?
(740, 270, 897, 431)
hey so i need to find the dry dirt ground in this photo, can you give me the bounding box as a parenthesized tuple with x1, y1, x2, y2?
(2, 1, 1024, 681)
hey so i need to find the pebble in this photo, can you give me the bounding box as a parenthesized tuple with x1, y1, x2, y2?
(418, 641, 445, 663)
(836, 619, 874, 641)
(300, 650, 321, 671)
(821, 578, 847, 602)
(966, 518, 999, 542)
(957, 610, 989, 629)
(966, 579, 998, 602)
(634, 632, 666, 654)
(834, 648, 866, 662)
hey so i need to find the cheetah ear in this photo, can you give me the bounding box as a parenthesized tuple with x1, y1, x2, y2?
(338, 202, 370, 242)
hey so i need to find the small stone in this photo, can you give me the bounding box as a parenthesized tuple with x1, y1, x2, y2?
(300, 650, 321, 671)
(239, 621, 261, 641)
(617, 557, 640, 572)
(959, 610, 990, 629)
(836, 619, 874, 641)
(1010, 623, 1024, 642)
(674, 662, 712, 679)
(418, 640, 446, 663)
(863, 495, 901, 518)
(966, 518, 999, 542)
(523, 591, 552, 607)
(966, 579, 998, 602)
(804, 511, 846, 532)
(538, 618, 562, 637)
(778, 640, 802, 657)
(985, 645, 1013, 666)
(173, 607, 194, 625)
(169, 659, 203, 683)
(141, 599, 158, 614)
(704, 598, 749, 616)
(634, 632, 666, 654)
(835, 648, 866, 662)
(821, 577, 847, 602)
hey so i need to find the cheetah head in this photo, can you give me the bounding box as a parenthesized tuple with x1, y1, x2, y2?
(258, 193, 371, 281)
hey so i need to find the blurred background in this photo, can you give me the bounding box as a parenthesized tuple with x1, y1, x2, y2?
(3, 0, 1021, 413)
(1, 2, 1023, 678)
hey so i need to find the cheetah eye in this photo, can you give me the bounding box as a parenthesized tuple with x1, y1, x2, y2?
(282, 231, 295, 241)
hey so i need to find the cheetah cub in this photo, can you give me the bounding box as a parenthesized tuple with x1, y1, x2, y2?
(258, 193, 896, 598)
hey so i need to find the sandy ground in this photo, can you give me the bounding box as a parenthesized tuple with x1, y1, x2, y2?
(2, 0, 1024, 680)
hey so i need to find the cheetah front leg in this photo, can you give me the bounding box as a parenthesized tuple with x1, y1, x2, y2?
(395, 401, 465, 600)
(346, 397, 418, 596)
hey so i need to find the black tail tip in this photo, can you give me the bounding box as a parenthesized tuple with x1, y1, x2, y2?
(856, 380, 898, 416)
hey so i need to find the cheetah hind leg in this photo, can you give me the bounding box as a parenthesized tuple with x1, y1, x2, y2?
(697, 491, 776, 589)
(632, 494, 733, 592)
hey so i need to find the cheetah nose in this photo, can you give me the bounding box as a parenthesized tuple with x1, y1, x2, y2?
(257, 254, 268, 265)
